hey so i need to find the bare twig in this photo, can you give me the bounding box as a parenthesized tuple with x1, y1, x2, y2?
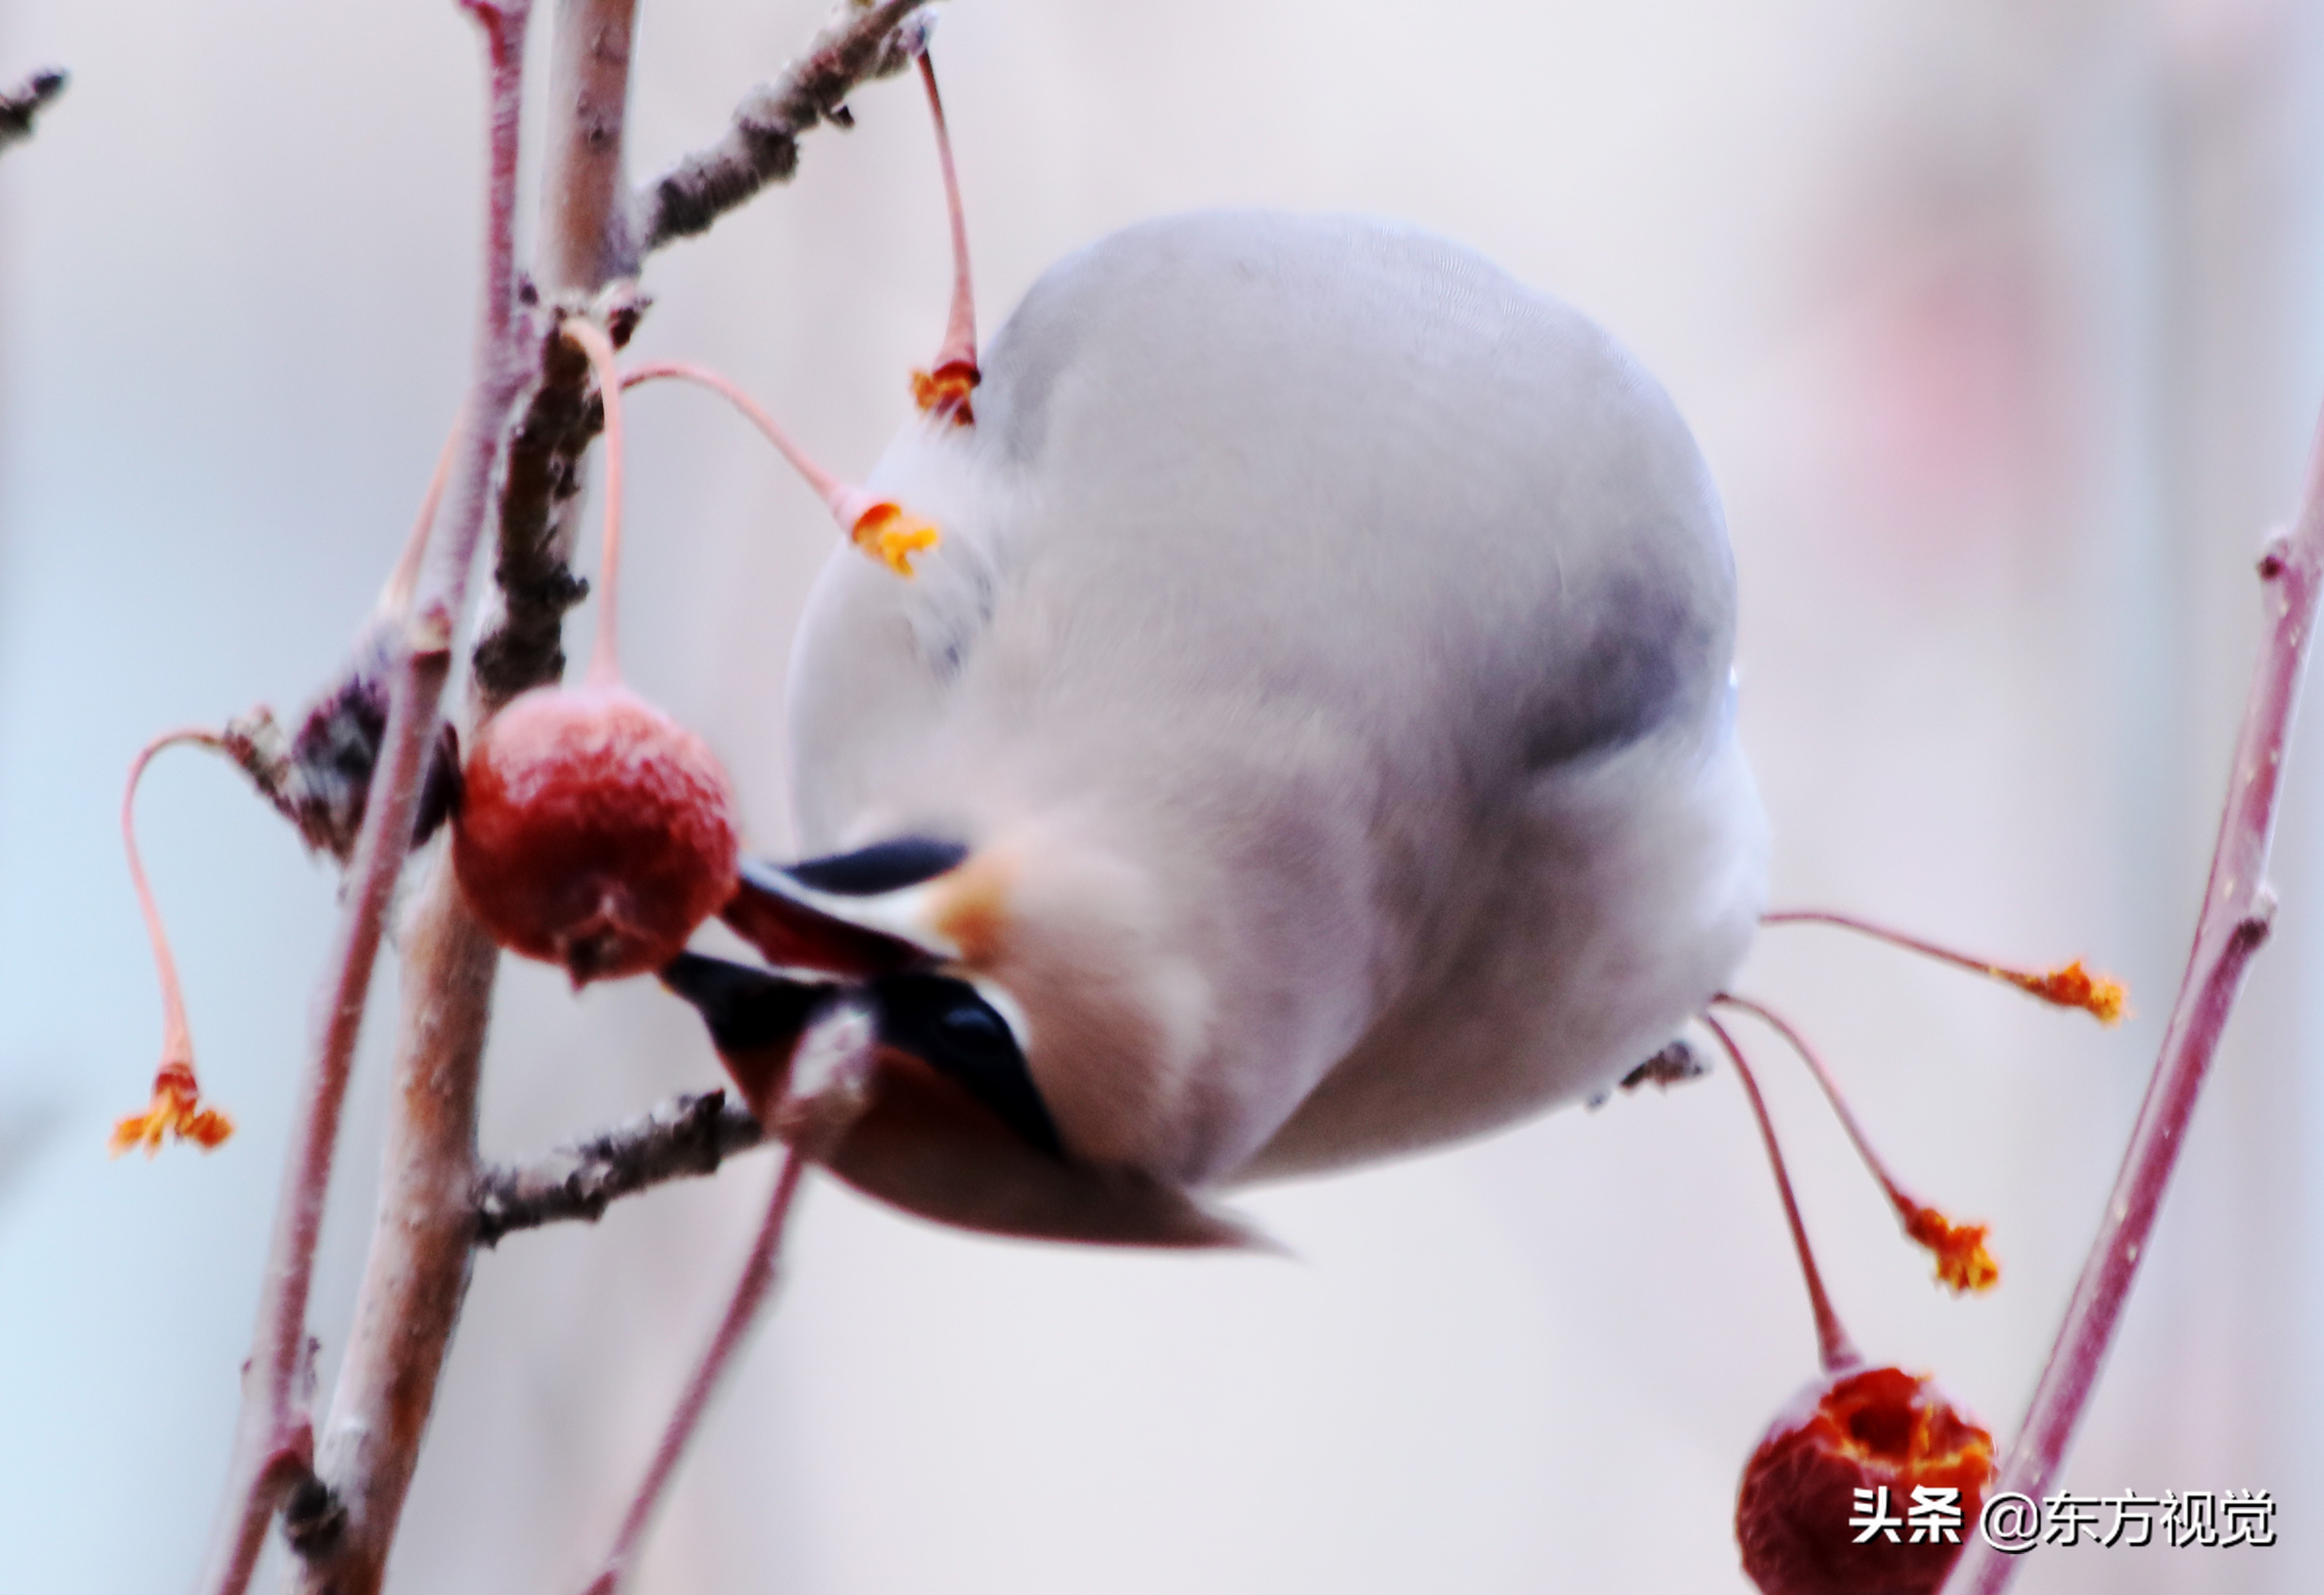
(540, 0, 644, 287)
(1941, 418, 2324, 1591)
(195, 7, 540, 1593)
(0, 67, 66, 154)
(632, 0, 936, 255)
(582, 1004, 879, 1595)
(474, 1089, 768, 1245)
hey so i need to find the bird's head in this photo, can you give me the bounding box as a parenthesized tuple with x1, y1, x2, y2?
(662, 831, 1251, 1248)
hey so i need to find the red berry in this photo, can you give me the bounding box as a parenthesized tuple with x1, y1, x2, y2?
(451, 683, 739, 985)
(1735, 1363, 1994, 1595)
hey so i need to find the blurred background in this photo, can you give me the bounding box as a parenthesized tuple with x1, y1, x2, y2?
(5, 1, 2323, 1590)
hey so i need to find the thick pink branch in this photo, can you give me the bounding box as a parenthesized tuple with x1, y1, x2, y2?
(193, 7, 537, 1594)
(1941, 408, 2324, 1593)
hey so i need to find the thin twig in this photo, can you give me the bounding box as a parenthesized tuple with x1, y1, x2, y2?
(582, 1003, 878, 1595)
(474, 1089, 768, 1245)
(0, 66, 66, 154)
(1701, 1015, 1859, 1375)
(194, 7, 540, 1595)
(632, 0, 936, 255)
(1940, 430, 2324, 1590)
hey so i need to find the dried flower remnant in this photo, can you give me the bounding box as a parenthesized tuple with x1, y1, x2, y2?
(113, 1060, 234, 1157)
(846, 500, 941, 576)
(1701, 1015, 1994, 1595)
(1903, 1206, 1998, 1295)
(2003, 958, 2126, 1025)
(112, 729, 236, 1156)
(1718, 994, 2000, 1296)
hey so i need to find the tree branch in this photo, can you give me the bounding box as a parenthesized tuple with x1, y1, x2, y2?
(474, 1089, 768, 1245)
(194, 7, 540, 1595)
(631, 0, 936, 256)
(295, 863, 500, 1593)
(540, 0, 643, 287)
(1941, 407, 2324, 1591)
(0, 67, 65, 156)
(468, 0, 935, 705)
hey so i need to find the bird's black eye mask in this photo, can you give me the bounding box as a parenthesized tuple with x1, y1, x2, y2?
(660, 952, 1060, 1161)
(868, 971, 1061, 1158)
(786, 836, 969, 896)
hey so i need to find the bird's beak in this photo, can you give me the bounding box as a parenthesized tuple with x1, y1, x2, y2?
(718, 845, 963, 977)
(661, 952, 1263, 1250)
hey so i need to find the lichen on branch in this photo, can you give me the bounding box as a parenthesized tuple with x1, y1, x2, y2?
(633, 0, 937, 254)
(475, 1089, 768, 1245)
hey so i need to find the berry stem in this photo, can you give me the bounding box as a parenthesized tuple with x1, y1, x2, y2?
(1702, 1014, 1860, 1375)
(123, 728, 221, 1073)
(620, 361, 855, 521)
(1762, 909, 2125, 1024)
(377, 418, 462, 620)
(114, 727, 239, 1156)
(1716, 994, 1998, 1294)
(561, 318, 629, 687)
(620, 361, 940, 576)
(919, 50, 978, 386)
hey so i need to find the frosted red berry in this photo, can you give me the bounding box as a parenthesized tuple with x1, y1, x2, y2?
(452, 683, 739, 985)
(1735, 1363, 1993, 1595)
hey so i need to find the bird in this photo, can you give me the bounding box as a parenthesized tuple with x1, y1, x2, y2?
(664, 207, 1770, 1246)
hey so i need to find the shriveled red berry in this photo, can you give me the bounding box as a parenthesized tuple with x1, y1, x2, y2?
(1736, 1363, 1993, 1595)
(452, 683, 739, 985)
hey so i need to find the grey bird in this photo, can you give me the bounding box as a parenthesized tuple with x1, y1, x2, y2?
(669, 209, 1768, 1245)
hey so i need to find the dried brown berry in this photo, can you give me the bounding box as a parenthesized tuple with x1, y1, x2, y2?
(451, 682, 739, 986)
(1736, 1364, 1993, 1595)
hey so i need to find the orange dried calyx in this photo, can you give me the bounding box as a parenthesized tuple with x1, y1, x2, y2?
(1901, 1203, 1999, 1294)
(910, 361, 980, 425)
(850, 502, 941, 577)
(1714, 995, 2004, 1300)
(2002, 958, 2128, 1025)
(111, 1059, 234, 1156)
(1737, 1364, 1995, 1595)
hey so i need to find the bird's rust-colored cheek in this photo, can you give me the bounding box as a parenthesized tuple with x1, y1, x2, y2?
(927, 850, 1017, 967)
(815, 1049, 1242, 1248)
(713, 1041, 800, 1124)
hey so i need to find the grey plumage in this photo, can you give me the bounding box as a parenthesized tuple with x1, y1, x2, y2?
(783, 210, 1767, 1198)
